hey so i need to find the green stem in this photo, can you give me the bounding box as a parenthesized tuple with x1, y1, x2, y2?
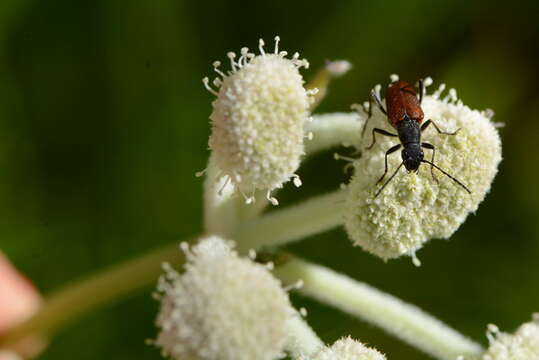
(305, 112, 364, 155)
(274, 257, 484, 360)
(0, 241, 189, 349)
(0, 190, 344, 348)
(233, 190, 346, 253)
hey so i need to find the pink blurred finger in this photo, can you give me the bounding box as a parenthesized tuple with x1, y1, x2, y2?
(0, 252, 44, 358)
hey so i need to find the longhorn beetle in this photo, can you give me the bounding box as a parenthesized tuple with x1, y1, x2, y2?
(364, 79, 471, 197)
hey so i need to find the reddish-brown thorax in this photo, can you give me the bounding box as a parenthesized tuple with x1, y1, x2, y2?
(385, 81, 424, 127)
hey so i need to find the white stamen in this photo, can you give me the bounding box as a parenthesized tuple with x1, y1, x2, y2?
(433, 83, 446, 99)
(212, 61, 226, 78)
(227, 52, 237, 71)
(239, 47, 250, 66)
(202, 77, 219, 96)
(284, 279, 304, 292)
(334, 153, 356, 162)
(266, 190, 279, 206)
(389, 74, 399, 82)
(292, 174, 302, 187)
(248, 249, 257, 260)
(195, 168, 207, 177)
(259, 38, 265, 55)
(362, 101, 370, 112)
(487, 324, 500, 344)
(410, 250, 422, 267)
(374, 84, 382, 98)
(274, 36, 280, 54)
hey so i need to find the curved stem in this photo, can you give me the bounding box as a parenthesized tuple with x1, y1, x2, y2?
(234, 190, 346, 253)
(305, 112, 364, 155)
(274, 257, 484, 360)
(0, 241, 189, 349)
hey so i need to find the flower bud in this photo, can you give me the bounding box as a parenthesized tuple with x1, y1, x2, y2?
(308, 337, 386, 360)
(483, 314, 539, 360)
(154, 236, 293, 360)
(202, 37, 311, 205)
(344, 79, 502, 261)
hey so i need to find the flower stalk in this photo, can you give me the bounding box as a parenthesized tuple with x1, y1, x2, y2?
(234, 189, 346, 253)
(0, 241, 187, 349)
(274, 257, 484, 360)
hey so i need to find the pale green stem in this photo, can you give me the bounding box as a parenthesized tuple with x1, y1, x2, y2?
(306, 61, 350, 111)
(305, 112, 364, 155)
(274, 258, 484, 360)
(203, 155, 240, 236)
(285, 313, 325, 359)
(0, 241, 189, 349)
(0, 190, 345, 348)
(306, 66, 331, 111)
(233, 190, 346, 253)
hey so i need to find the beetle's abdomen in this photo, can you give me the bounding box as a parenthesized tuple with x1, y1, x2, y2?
(385, 81, 424, 127)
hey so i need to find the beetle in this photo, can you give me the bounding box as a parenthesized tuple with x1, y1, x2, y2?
(364, 78, 471, 197)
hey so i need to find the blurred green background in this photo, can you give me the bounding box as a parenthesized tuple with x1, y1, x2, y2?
(1, 1, 538, 359)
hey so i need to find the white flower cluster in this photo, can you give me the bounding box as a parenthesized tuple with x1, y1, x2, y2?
(154, 236, 294, 360)
(307, 337, 386, 360)
(344, 79, 502, 261)
(482, 315, 539, 360)
(203, 37, 311, 205)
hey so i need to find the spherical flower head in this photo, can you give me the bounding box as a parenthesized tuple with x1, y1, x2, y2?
(308, 337, 386, 360)
(154, 236, 293, 360)
(203, 37, 311, 205)
(344, 78, 502, 261)
(483, 315, 539, 360)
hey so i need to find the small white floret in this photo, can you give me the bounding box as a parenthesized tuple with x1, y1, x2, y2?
(203, 37, 311, 205)
(306, 337, 386, 360)
(483, 315, 539, 360)
(344, 79, 502, 260)
(154, 236, 294, 360)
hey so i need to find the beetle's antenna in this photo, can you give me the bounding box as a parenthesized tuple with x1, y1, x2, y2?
(421, 160, 471, 194)
(375, 162, 404, 198)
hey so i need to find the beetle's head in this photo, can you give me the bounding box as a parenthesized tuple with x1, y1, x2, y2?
(402, 144, 423, 172)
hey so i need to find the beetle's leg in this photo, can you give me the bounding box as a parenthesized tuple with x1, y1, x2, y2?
(360, 96, 374, 140)
(418, 78, 424, 104)
(366, 128, 398, 150)
(421, 142, 437, 183)
(377, 144, 401, 184)
(375, 161, 404, 198)
(371, 89, 387, 115)
(361, 89, 387, 140)
(421, 119, 460, 135)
